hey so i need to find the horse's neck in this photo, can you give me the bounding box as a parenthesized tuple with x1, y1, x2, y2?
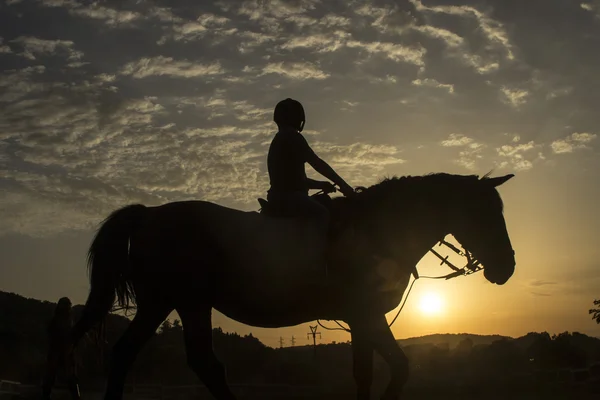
(331, 195, 448, 280)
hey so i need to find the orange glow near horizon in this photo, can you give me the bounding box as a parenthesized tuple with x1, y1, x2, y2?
(419, 292, 444, 316)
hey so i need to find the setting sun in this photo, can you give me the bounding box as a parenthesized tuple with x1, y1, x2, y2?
(419, 292, 444, 315)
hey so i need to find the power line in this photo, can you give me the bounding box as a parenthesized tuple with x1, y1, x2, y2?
(291, 335, 296, 347)
(278, 336, 285, 348)
(307, 325, 321, 358)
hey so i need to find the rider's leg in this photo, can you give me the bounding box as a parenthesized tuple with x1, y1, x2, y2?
(285, 192, 330, 274)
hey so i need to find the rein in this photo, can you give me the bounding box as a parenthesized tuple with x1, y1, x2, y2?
(317, 239, 483, 333)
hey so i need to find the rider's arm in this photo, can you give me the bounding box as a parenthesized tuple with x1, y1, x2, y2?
(306, 178, 328, 190)
(297, 135, 354, 195)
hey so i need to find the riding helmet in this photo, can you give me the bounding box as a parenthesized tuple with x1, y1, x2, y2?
(273, 98, 305, 132)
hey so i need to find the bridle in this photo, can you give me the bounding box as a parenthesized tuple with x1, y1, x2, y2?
(317, 239, 484, 333)
(422, 238, 483, 280)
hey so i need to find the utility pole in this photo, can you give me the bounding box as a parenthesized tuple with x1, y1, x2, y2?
(291, 335, 296, 346)
(307, 325, 321, 358)
(279, 336, 285, 348)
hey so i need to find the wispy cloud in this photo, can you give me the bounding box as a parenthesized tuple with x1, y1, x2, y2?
(1, 0, 599, 239)
(529, 280, 558, 287)
(412, 78, 454, 94)
(347, 40, 426, 66)
(551, 132, 597, 154)
(496, 140, 540, 171)
(261, 62, 329, 80)
(0, 37, 12, 54)
(10, 36, 84, 63)
(500, 87, 529, 108)
(414, 0, 514, 60)
(439, 134, 484, 171)
(120, 56, 225, 79)
(40, 0, 141, 27)
(440, 134, 474, 147)
(413, 25, 465, 48)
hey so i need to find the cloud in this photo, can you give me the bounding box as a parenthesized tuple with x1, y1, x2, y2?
(455, 143, 485, 171)
(234, 0, 319, 20)
(280, 31, 349, 53)
(0, 93, 272, 236)
(157, 12, 237, 45)
(440, 134, 473, 147)
(71, 6, 140, 26)
(495, 138, 541, 171)
(171, 92, 271, 123)
(120, 56, 225, 79)
(237, 31, 277, 53)
(0, 37, 12, 54)
(439, 134, 487, 171)
(1, 0, 600, 239)
(497, 142, 536, 157)
(580, 2, 600, 17)
(261, 62, 329, 80)
(409, 0, 515, 75)
(0, 65, 52, 104)
(10, 36, 84, 62)
(500, 87, 529, 108)
(414, 1, 514, 60)
(40, 0, 142, 27)
(346, 40, 426, 66)
(529, 280, 558, 287)
(551, 132, 597, 154)
(311, 141, 406, 183)
(527, 279, 559, 297)
(413, 25, 465, 48)
(412, 78, 454, 94)
(339, 100, 360, 112)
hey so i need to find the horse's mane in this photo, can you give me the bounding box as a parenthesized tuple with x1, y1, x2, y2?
(332, 172, 492, 204)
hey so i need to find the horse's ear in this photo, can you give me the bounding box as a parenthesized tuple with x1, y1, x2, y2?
(483, 174, 514, 187)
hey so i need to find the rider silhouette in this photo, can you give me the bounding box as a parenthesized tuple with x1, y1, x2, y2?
(266, 98, 355, 274)
(42, 297, 81, 400)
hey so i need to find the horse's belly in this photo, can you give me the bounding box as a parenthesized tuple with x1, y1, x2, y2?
(212, 290, 314, 328)
(213, 214, 323, 277)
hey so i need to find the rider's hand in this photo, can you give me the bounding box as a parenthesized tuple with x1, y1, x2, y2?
(339, 184, 356, 197)
(321, 181, 337, 194)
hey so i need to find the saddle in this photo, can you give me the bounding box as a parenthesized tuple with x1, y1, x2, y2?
(257, 193, 334, 218)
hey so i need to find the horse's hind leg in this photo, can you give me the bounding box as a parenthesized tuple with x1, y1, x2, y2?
(104, 306, 171, 400)
(178, 307, 237, 400)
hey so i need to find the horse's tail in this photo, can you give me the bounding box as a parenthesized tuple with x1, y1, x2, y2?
(72, 204, 146, 346)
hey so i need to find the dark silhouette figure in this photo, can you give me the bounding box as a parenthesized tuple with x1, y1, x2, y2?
(71, 172, 516, 400)
(42, 297, 80, 400)
(266, 98, 355, 275)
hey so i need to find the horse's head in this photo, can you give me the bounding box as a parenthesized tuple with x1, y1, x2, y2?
(449, 174, 515, 285)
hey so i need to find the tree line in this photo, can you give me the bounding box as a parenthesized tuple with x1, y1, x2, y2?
(1, 291, 600, 394)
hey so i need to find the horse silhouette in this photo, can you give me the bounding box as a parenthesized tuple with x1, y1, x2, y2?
(71, 172, 516, 400)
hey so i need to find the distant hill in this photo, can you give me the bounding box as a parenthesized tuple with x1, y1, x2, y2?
(2, 289, 600, 390)
(396, 333, 511, 349)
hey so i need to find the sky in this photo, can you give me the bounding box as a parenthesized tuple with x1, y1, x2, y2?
(1, 0, 599, 349)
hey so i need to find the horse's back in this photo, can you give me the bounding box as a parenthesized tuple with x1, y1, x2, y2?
(137, 199, 322, 274)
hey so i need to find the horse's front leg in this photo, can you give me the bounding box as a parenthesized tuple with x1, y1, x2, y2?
(349, 324, 374, 400)
(353, 315, 409, 400)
